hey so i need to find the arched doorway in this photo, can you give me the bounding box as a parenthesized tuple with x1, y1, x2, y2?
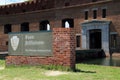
(89, 29, 101, 49)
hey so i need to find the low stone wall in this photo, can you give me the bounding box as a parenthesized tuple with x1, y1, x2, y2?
(6, 28, 76, 70)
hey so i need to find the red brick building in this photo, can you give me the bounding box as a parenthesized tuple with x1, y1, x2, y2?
(0, 0, 120, 54)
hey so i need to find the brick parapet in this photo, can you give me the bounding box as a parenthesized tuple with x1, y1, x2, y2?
(0, 0, 110, 15)
(53, 28, 76, 69)
(0, 0, 54, 15)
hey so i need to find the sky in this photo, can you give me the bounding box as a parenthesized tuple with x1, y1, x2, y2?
(0, 0, 28, 5)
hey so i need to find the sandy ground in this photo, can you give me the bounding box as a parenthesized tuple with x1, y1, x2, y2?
(45, 71, 68, 76)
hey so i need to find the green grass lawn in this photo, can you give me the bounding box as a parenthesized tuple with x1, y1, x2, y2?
(0, 60, 120, 80)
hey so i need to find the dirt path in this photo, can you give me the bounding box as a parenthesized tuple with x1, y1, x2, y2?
(45, 71, 68, 76)
(0, 67, 4, 70)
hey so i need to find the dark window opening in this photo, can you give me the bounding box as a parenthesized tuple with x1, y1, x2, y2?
(22, 9, 26, 12)
(21, 22, 29, 31)
(92, 0, 97, 2)
(110, 34, 117, 48)
(41, 6, 46, 9)
(65, 2, 70, 6)
(40, 20, 49, 30)
(93, 10, 97, 19)
(85, 11, 88, 20)
(62, 19, 74, 28)
(4, 24, 12, 34)
(76, 36, 81, 48)
(6, 41, 8, 45)
(6, 12, 9, 15)
(102, 9, 106, 18)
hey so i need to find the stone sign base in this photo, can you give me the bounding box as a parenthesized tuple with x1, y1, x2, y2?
(6, 28, 76, 70)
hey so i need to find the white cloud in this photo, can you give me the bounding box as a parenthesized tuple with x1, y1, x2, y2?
(0, 0, 28, 5)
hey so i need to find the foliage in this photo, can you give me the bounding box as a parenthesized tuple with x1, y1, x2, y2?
(0, 60, 5, 67)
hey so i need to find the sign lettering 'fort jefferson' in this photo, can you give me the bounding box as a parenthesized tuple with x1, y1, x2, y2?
(9, 31, 53, 56)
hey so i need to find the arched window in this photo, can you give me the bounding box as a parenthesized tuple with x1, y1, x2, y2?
(62, 18, 74, 28)
(40, 20, 50, 31)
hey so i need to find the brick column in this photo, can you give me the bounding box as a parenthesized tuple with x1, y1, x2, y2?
(53, 28, 76, 70)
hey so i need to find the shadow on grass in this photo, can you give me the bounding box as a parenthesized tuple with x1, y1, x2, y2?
(75, 69, 96, 73)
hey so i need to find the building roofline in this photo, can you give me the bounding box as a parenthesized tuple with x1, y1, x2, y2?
(0, 0, 113, 16)
(55, 0, 113, 10)
(0, 0, 32, 7)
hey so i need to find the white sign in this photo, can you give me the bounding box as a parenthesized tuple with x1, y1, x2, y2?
(10, 36, 19, 51)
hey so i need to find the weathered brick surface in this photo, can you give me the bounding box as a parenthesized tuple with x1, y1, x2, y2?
(29, 22, 39, 31)
(6, 28, 76, 70)
(0, 0, 120, 53)
(12, 24, 20, 32)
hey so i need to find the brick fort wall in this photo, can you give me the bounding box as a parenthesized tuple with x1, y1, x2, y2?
(6, 28, 76, 70)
